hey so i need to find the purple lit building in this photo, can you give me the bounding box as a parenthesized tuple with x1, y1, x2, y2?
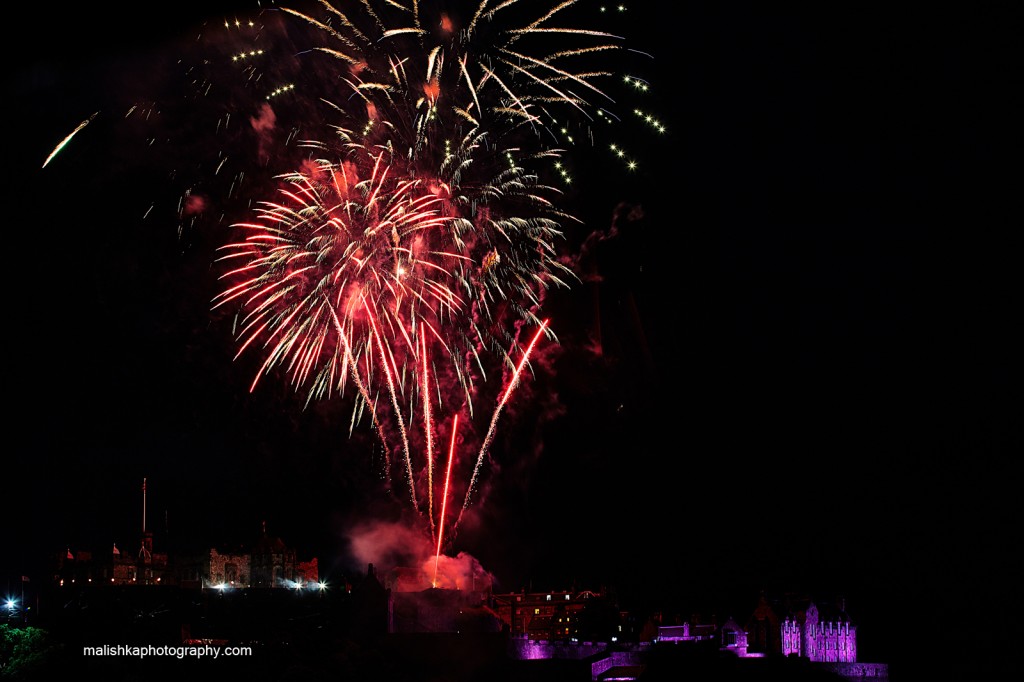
(782, 601, 857, 662)
(747, 592, 857, 662)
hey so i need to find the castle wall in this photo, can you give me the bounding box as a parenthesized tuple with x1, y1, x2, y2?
(591, 648, 649, 678)
(818, 661, 889, 681)
(507, 636, 607, 660)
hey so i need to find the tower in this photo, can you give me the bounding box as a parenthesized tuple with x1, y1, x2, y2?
(139, 477, 153, 563)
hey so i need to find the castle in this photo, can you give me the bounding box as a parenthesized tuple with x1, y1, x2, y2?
(746, 591, 857, 662)
(53, 480, 318, 589)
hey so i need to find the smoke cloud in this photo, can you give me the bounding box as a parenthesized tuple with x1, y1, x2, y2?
(344, 518, 495, 592)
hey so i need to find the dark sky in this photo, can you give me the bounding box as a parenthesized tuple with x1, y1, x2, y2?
(8, 1, 1019, 675)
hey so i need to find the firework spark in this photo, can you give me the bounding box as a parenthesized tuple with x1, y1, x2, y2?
(42, 112, 98, 168)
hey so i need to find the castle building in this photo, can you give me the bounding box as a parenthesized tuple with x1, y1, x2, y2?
(204, 548, 251, 587)
(178, 523, 319, 589)
(781, 600, 857, 662)
(746, 592, 857, 662)
(250, 521, 298, 587)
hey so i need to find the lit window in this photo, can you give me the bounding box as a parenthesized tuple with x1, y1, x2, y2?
(547, 595, 551, 601)
(535, 608, 540, 615)
(565, 595, 570, 600)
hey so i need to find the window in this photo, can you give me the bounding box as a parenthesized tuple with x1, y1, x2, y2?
(546, 595, 552, 601)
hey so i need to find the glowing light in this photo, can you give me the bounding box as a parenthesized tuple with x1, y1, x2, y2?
(42, 112, 98, 168)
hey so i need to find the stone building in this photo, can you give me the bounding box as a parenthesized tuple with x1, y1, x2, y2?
(746, 592, 857, 662)
(250, 523, 297, 587)
(109, 531, 170, 585)
(781, 600, 857, 662)
(54, 540, 171, 587)
(206, 548, 251, 587)
(187, 523, 318, 588)
(490, 589, 619, 641)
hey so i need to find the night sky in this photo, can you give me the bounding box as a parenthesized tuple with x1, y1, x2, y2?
(8, 1, 1020, 677)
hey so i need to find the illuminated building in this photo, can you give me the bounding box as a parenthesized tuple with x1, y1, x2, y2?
(746, 592, 857, 662)
(490, 589, 618, 641)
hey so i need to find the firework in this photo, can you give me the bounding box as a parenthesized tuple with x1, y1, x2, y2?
(211, 0, 652, 548)
(42, 112, 99, 168)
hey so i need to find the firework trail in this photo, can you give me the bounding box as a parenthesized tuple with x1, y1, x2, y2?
(208, 0, 658, 547)
(458, 317, 549, 523)
(434, 412, 458, 587)
(42, 112, 99, 168)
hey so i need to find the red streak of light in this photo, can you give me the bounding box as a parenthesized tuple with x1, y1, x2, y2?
(458, 319, 549, 524)
(422, 333, 436, 539)
(433, 413, 458, 588)
(497, 320, 549, 408)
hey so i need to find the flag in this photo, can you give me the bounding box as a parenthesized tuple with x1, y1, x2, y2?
(113, 543, 121, 556)
(21, 576, 29, 582)
(67, 549, 73, 560)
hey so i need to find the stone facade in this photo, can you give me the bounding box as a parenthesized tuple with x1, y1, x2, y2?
(782, 602, 857, 662)
(747, 593, 857, 663)
(207, 548, 251, 587)
(202, 528, 318, 588)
